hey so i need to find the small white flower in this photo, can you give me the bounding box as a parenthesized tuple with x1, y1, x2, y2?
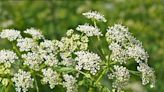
(22, 52, 43, 71)
(82, 11, 107, 22)
(63, 74, 77, 92)
(137, 62, 155, 88)
(17, 38, 37, 52)
(39, 40, 57, 53)
(76, 23, 102, 36)
(75, 51, 102, 75)
(106, 24, 149, 64)
(58, 36, 81, 52)
(42, 53, 58, 67)
(106, 24, 130, 43)
(12, 69, 34, 92)
(60, 52, 74, 66)
(24, 28, 43, 39)
(0, 29, 21, 41)
(66, 29, 74, 36)
(42, 68, 60, 89)
(109, 42, 128, 64)
(0, 50, 18, 67)
(126, 44, 149, 63)
(108, 65, 130, 91)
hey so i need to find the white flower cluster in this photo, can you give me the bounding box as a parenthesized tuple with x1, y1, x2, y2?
(66, 29, 74, 36)
(126, 44, 149, 63)
(24, 28, 43, 39)
(106, 24, 149, 64)
(17, 38, 37, 52)
(0, 50, 18, 68)
(76, 23, 102, 36)
(39, 40, 58, 66)
(109, 42, 128, 64)
(60, 53, 75, 66)
(106, 24, 155, 89)
(63, 74, 77, 92)
(137, 62, 155, 88)
(82, 11, 107, 22)
(75, 51, 102, 75)
(0, 29, 21, 41)
(57, 31, 88, 53)
(56, 32, 88, 66)
(41, 68, 60, 89)
(22, 52, 43, 71)
(12, 70, 34, 92)
(0, 10, 156, 92)
(108, 65, 130, 91)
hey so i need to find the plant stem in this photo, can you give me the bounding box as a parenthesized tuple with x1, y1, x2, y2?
(88, 87, 93, 92)
(11, 42, 21, 58)
(34, 76, 39, 92)
(95, 67, 107, 85)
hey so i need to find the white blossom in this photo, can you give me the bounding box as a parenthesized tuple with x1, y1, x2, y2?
(66, 29, 74, 36)
(126, 44, 149, 63)
(22, 52, 43, 71)
(0, 50, 18, 67)
(42, 53, 58, 67)
(137, 62, 155, 88)
(109, 42, 128, 64)
(38, 40, 59, 66)
(63, 74, 77, 92)
(0, 29, 21, 41)
(39, 40, 57, 53)
(12, 70, 34, 92)
(57, 35, 82, 52)
(106, 24, 130, 43)
(108, 65, 130, 91)
(41, 68, 60, 89)
(24, 28, 43, 39)
(75, 51, 102, 75)
(106, 24, 149, 64)
(76, 24, 102, 36)
(60, 52, 74, 66)
(82, 11, 107, 22)
(17, 38, 37, 52)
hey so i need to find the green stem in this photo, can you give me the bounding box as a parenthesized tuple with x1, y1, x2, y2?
(34, 75, 39, 92)
(5, 80, 12, 92)
(88, 87, 94, 92)
(93, 20, 97, 27)
(11, 42, 21, 58)
(77, 70, 94, 81)
(129, 70, 140, 76)
(95, 67, 107, 85)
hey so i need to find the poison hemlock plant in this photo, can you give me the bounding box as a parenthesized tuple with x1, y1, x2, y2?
(0, 11, 155, 92)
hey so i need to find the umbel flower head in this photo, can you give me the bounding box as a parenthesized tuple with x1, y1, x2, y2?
(108, 65, 130, 91)
(106, 24, 149, 64)
(83, 11, 107, 22)
(76, 23, 102, 36)
(24, 28, 43, 39)
(12, 70, 34, 92)
(75, 51, 102, 75)
(0, 50, 18, 68)
(63, 74, 77, 92)
(0, 29, 22, 41)
(41, 68, 60, 89)
(137, 62, 155, 88)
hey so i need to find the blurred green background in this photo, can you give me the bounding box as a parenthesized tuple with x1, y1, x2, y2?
(0, 0, 164, 92)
